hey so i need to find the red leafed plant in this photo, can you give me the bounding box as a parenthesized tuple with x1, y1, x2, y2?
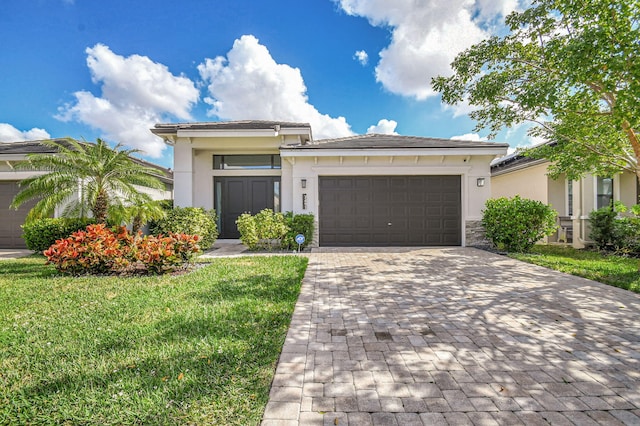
(135, 233, 201, 274)
(44, 224, 201, 276)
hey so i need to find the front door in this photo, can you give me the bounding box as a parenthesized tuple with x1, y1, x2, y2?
(214, 177, 280, 238)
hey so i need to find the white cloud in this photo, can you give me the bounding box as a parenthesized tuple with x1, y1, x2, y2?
(367, 119, 398, 134)
(198, 35, 353, 140)
(442, 93, 480, 118)
(335, 0, 520, 100)
(57, 44, 199, 158)
(475, 0, 519, 22)
(451, 132, 488, 141)
(354, 50, 369, 65)
(0, 124, 51, 142)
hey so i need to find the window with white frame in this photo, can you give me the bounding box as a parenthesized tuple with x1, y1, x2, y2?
(596, 177, 613, 209)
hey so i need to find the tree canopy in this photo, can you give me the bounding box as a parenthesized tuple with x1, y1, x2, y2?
(11, 138, 166, 223)
(432, 0, 640, 182)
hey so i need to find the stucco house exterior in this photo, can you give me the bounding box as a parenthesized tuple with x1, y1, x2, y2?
(151, 120, 509, 247)
(491, 151, 639, 248)
(0, 139, 173, 249)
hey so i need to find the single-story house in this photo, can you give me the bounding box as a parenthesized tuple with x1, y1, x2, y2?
(491, 150, 639, 248)
(151, 121, 509, 247)
(0, 139, 173, 249)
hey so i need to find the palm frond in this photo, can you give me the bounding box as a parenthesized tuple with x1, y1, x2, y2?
(11, 138, 167, 223)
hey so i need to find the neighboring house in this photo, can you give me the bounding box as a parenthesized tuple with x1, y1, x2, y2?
(151, 121, 508, 247)
(491, 151, 639, 248)
(0, 139, 173, 249)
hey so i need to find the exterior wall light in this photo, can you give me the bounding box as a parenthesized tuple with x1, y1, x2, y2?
(301, 179, 307, 188)
(476, 177, 486, 187)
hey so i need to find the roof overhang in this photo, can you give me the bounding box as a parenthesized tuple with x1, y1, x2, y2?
(151, 122, 313, 145)
(280, 147, 509, 157)
(491, 158, 549, 176)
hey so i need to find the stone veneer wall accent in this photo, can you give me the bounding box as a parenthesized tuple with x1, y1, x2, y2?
(310, 219, 320, 248)
(465, 220, 490, 247)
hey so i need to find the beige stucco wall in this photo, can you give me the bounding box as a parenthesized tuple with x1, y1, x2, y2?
(547, 174, 567, 216)
(618, 172, 639, 207)
(491, 161, 551, 203)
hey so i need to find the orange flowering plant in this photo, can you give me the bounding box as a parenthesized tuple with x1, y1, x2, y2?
(44, 224, 201, 275)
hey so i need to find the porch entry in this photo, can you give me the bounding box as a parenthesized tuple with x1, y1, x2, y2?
(214, 176, 280, 238)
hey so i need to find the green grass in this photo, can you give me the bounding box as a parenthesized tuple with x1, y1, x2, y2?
(510, 245, 640, 293)
(0, 255, 308, 425)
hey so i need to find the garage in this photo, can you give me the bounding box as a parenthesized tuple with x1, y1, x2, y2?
(319, 175, 461, 246)
(0, 181, 31, 249)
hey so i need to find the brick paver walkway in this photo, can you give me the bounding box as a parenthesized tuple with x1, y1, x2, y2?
(261, 247, 640, 425)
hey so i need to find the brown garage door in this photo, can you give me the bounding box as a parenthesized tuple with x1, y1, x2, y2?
(319, 176, 461, 246)
(0, 181, 31, 249)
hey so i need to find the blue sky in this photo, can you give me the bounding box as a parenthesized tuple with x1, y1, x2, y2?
(0, 0, 531, 168)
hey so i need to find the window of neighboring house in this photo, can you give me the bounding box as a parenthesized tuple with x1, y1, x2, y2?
(567, 179, 573, 216)
(213, 154, 281, 170)
(596, 177, 614, 209)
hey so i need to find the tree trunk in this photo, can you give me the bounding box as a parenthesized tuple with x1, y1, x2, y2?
(93, 190, 108, 224)
(132, 215, 142, 235)
(622, 120, 640, 182)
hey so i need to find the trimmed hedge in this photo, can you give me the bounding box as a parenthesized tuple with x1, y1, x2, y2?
(236, 209, 288, 251)
(589, 207, 618, 250)
(22, 217, 97, 252)
(149, 207, 218, 250)
(282, 212, 315, 250)
(482, 195, 558, 252)
(590, 204, 640, 255)
(236, 210, 315, 251)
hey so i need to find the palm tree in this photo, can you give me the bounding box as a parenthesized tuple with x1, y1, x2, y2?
(11, 138, 167, 223)
(109, 200, 168, 234)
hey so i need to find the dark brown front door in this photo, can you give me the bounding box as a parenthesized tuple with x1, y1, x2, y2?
(319, 175, 461, 246)
(214, 177, 280, 238)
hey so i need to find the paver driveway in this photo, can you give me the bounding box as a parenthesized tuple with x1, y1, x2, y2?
(262, 247, 640, 425)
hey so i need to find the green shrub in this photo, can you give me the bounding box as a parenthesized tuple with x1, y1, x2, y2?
(236, 209, 288, 250)
(157, 199, 174, 211)
(236, 213, 258, 250)
(612, 217, 640, 255)
(589, 207, 618, 249)
(22, 217, 97, 252)
(591, 203, 640, 255)
(482, 195, 558, 252)
(281, 212, 314, 250)
(149, 207, 218, 250)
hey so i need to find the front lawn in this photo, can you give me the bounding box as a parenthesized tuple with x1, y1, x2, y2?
(509, 245, 640, 293)
(0, 255, 308, 425)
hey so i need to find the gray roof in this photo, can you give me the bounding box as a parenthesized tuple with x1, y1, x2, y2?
(490, 141, 554, 174)
(0, 139, 68, 154)
(282, 133, 509, 150)
(152, 120, 311, 135)
(490, 151, 537, 171)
